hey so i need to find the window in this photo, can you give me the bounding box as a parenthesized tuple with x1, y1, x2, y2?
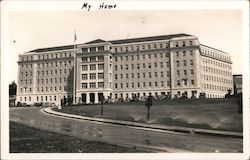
(137, 55, 140, 60)
(143, 63, 145, 68)
(82, 65, 88, 71)
(177, 70, 180, 75)
(125, 64, 128, 70)
(161, 72, 163, 77)
(176, 61, 180, 67)
(115, 83, 118, 89)
(137, 73, 140, 78)
(154, 62, 157, 68)
(126, 73, 128, 78)
(98, 73, 104, 79)
(82, 57, 88, 62)
(131, 73, 134, 78)
(191, 80, 195, 85)
(82, 74, 88, 80)
(120, 65, 123, 70)
(131, 55, 134, 60)
(131, 64, 134, 69)
(160, 62, 163, 68)
(89, 57, 96, 62)
(155, 72, 158, 77)
(149, 82, 152, 87)
(90, 73, 96, 79)
(120, 83, 123, 88)
(98, 82, 104, 88)
(115, 65, 117, 71)
(153, 81, 157, 87)
(148, 54, 151, 59)
(148, 63, 151, 68)
(143, 55, 145, 59)
(183, 60, 186, 66)
(161, 81, 164, 87)
(184, 79, 188, 85)
(89, 82, 96, 88)
(120, 74, 123, 79)
(137, 64, 140, 69)
(98, 64, 104, 70)
(149, 72, 151, 78)
(90, 64, 96, 70)
(184, 70, 187, 75)
(191, 69, 194, 75)
(177, 80, 180, 86)
(190, 60, 194, 65)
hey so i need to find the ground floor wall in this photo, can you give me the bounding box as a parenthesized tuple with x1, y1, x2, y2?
(16, 92, 73, 106)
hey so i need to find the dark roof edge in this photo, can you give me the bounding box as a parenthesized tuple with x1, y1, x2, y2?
(200, 44, 228, 54)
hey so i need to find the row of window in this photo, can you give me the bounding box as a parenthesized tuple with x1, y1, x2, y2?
(81, 82, 104, 89)
(37, 61, 73, 68)
(202, 57, 231, 69)
(114, 71, 169, 80)
(81, 56, 104, 62)
(176, 60, 194, 66)
(114, 52, 168, 61)
(114, 62, 167, 71)
(38, 52, 73, 60)
(175, 50, 194, 57)
(37, 77, 72, 84)
(20, 64, 33, 69)
(37, 69, 72, 76)
(114, 81, 171, 89)
(114, 91, 170, 99)
(174, 40, 193, 47)
(113, 43, 169, 53)
(202, 75, 232, 84)
(176, 79, 195, 86)
(176, 69, 194, 76)
(81, 64, 104, 71)
(203, 83, 232, 92)
(37, 86, 72, 92)
(81, 46, 105, 53)
(82, 73, 104, 80)
(202, 66, 231, 76)
(201, 47, 230, 62)
(20, 68, 73, 77)
(19, 95, 65, 102)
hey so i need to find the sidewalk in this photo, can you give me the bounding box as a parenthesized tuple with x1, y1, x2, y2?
(42, 107, 243, 138)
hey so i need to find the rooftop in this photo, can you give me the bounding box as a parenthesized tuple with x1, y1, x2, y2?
(26, 33, 193, 53)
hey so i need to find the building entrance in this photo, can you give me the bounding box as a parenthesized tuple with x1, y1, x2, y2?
(81, 93, 86, 103)
(98, 93, 104, 102)
(90, 93, 95, 103)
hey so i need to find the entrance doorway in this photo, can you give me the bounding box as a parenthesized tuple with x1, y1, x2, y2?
(90, 93, 95, 103)
(81, 93, 86, 103)
(98, 93, 104, 102)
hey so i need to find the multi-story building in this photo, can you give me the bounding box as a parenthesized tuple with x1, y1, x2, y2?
(233, 74, 242, 94)
(16, 33, 233, 105)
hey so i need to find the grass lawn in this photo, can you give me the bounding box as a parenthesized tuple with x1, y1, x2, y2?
(10, 121, 143, 153)
(54, 98, 242, 132)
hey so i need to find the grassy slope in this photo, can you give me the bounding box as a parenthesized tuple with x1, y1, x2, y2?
(10, 121, 143, 153)
(55, 99, 242, 132)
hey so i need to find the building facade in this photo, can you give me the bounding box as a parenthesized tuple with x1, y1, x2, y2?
(16, 34, 233, 105)
(233, 74, 242, 94)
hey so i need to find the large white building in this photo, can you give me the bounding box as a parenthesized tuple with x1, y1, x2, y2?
(16, 33, 233, 105)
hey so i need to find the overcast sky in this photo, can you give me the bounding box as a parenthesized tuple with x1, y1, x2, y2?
(9, 10, 242, 83)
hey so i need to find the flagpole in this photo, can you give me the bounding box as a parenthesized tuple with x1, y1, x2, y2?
(73, 30, 77, 104)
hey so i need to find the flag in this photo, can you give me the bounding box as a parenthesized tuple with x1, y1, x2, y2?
(74, 30, 77, 42)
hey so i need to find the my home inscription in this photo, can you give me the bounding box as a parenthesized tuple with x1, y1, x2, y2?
(81, 2, 117, 11)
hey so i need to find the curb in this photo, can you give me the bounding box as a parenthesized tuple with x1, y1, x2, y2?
(42, 107, 243, 138)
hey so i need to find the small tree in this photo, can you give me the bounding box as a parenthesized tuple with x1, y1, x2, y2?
(9, 81, 17, 96)
(145, 96, 153, 121)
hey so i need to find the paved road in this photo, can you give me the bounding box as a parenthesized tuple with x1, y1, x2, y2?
(9, 107, 243, 153)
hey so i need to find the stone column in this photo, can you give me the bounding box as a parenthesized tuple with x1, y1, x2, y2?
(86, 93, 90, 104)
(94, 92, 98, 104)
